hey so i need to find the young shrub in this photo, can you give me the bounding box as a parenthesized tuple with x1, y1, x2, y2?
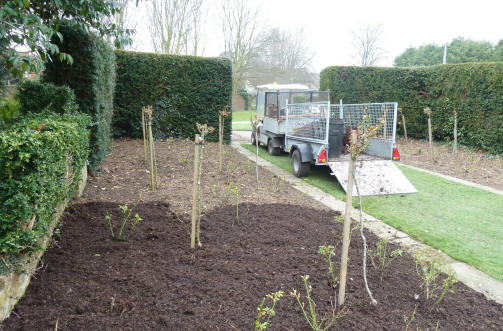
(254, 290, 283, 330)
(317, 245, 338, 288)
(106, 191, 144, 242)
(290, 275, 345, 331)
(415, 255, 458, 306)
(368, 238, 403, 281)
(106, 201, 143, 242)
(403, 304, 418, 331)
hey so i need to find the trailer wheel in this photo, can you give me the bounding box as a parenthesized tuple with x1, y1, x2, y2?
(292, 149, 310, 177)
(267, 139, 281, 156)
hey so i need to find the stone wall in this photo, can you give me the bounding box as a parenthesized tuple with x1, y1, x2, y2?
(0, 165, 87, 321)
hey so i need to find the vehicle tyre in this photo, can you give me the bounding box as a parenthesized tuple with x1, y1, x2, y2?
(292, 149, 310, 177)
(251, 132, 259, 146)
(267, 139, 281, 156)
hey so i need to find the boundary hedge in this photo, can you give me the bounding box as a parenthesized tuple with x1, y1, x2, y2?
(320, 63, 503, 154)
(43, 22, 116, 173)
(0, 112, 89, 259)
(113, 50, 232, 142)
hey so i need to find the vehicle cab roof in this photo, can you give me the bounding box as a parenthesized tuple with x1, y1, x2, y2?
(256, 83, 310, 91)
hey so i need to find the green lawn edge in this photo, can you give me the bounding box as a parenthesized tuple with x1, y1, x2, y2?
(240, 143, 503, 281)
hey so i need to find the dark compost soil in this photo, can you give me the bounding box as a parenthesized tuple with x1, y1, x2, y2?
(2, 202, 502, 330)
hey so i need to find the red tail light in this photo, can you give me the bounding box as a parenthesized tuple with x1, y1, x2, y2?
(393, 147, 400, 161)
(318, 149, 327, 163)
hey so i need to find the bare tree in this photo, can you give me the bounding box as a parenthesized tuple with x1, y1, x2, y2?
(248, 27, 316, 87)
(220, 0, 261, 100)
(148, 0, 205, 55)
(104, 0, 137, 48)
(351, 22, 384, 66)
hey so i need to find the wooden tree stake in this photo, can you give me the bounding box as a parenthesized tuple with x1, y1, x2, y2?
(142, 107, 147, 163)
(453, 108, 457, 155)
(147, 113, 156, 190)
(424, 107, 433, 162)
(399, 108, 407, 141)
(338, 130, 357, 306)
(191, 134, 201, 249)
(219, 114, 223, 172)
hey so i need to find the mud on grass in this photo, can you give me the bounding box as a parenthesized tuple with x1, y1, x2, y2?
(2, 202, 502, 330)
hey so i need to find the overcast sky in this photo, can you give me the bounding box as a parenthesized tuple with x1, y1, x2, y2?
(129, 0, 503, 72)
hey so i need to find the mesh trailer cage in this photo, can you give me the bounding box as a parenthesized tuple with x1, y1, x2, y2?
(330, 102, 398, 159)
(285, 102, 330, 143)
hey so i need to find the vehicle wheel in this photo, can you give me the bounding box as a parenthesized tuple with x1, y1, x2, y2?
(267, 139, 281, 156)
(292, 149, 310, 177)
(251, 132, 259, 146)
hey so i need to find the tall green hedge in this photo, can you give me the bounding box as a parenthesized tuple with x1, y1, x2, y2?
(320, 63, 503, 154)
(0, 112, 89, 257)
(113, 50, 232, 142)
(43, 22, 116, 173)
(17, 80, 78, 115)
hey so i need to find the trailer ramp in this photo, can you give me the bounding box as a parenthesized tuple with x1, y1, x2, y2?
(328, 160, 417, 196)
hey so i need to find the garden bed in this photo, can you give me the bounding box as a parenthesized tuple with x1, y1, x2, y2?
(397, 138, 503, 191)
(3, 202, 502, 330)
(2, 139, 502, 329)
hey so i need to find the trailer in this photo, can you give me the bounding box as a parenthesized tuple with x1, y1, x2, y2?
(252, 85, 417, 196)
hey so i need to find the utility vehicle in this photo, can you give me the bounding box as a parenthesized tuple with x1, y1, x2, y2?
(252, 84, 416, 196)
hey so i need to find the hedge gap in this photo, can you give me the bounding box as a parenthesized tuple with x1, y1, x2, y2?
(113, 50, 232, 142)
(320, 63, 503, 154)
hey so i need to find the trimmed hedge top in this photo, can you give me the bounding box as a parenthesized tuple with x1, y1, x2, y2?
(113, 50, 232, 142)
(18, 80, 78, 115)
(43, 21, 116, 173)
(320, 63, 503, 154)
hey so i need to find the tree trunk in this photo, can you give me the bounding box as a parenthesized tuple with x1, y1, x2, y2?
(338, 131, 357, 306)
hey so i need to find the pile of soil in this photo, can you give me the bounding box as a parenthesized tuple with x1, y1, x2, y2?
(3, 202, 502, 330)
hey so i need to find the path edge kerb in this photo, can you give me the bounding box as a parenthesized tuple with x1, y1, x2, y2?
(230, 141, 503, 305)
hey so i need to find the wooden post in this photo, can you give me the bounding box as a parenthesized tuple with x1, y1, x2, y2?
(453, 108, 457, 155)
(147, 114, 155, 191)
(255, 136, 259, 190)
(142, 108, 147, 163)
(196, 135, 204, 246)
(190, 134, 201, 249)
(399, 108, 407, 141)
(338, 130, 356, 306)
(152, 135, 158, 189)
(424, 107, 433, 162)
(219, 114, 223, 172)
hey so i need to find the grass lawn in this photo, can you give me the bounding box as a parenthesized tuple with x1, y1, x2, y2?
(232, 110, 255, 122)
(241, 143, 503, 281)
(232, 123, 252, 131)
